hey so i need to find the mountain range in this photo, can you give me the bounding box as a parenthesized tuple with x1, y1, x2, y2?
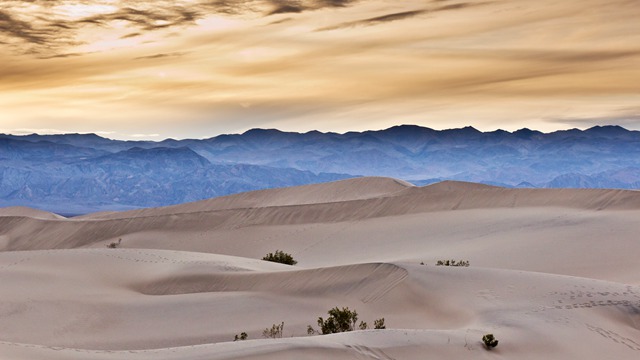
(2, 124, 640, 214)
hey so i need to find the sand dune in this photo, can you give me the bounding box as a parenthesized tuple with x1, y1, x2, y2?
(2, 178, 640, 252)
(0, 206, 64, 220)
(0, 250, 638, 359)
(1, 178, 639, 359)
(78, 176, 413, 220)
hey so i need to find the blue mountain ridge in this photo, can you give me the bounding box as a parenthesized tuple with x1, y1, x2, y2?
(1, 125, 639, 214)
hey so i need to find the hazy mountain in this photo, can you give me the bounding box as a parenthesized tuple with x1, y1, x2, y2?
(2, 125, 640, 214)
(0, 143, 352, 215)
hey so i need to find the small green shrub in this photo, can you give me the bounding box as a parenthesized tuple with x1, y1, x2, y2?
(262, 250, 297, 265)
(307, 325, 317, 335)
(373, 318, 386, 329)
(482, 333, 498, 349)
(436, 259, 469, 267)
(234, 332, 248, 341)
(317, 307, 359, 334)
(263, 322, 284, 339)
(309, 307, 387, 335)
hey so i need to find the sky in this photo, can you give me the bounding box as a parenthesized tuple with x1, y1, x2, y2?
(1, 0, 639, 140)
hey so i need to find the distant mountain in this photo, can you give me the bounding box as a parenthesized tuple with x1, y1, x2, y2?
(2, 124, 640, 214)
(0, 142, 352, 214)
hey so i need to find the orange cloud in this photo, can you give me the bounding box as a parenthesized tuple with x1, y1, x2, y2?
(1, 0, 639, 138)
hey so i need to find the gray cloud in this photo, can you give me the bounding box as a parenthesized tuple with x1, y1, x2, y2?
(267, 17, 294, 25)
(121, 32, 142, 39)
(264, 0, 359, 15)
(203, 0, 257, 15)
(80, 7, 200, 31)
(134, 52, 188, 60)
(0, 1, 217, 55)
(1, 0, 361, 56)
(316, 10, 427, 31)
(358, 9, 428, 24)
(38, 52, 84, 59)
(268, 4, 306, 15)
(316, 2, 488, 31)
(0, 10, 54, 45)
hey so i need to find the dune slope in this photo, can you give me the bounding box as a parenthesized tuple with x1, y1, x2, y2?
(0, 178, 639, 359)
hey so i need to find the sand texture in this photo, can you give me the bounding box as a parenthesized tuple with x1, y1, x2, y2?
(0, 177, 639, 359)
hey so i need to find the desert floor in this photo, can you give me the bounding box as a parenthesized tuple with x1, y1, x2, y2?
(1, 177, 639, 359)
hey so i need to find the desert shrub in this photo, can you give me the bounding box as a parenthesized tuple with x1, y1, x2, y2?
(234, 332, 248, 341)
(106, 238, 122, 248)
(436, 259, 469, 267)
(307, 325, 317, 335)
(262, 250, 297, 265)
(317, 307, 359, 334)
(263, 322, 284, 338)
(482, 334, 498, 349)
(309, 307, 387, 335)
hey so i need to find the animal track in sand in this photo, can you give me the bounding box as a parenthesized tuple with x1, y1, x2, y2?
(586, 324, 640, 351)
(529, 284, 640, 317)
(96, 249, 215, 266)
(0, 256, 32, 271)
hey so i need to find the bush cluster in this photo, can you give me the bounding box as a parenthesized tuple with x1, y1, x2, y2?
(263, 322, 284, 339)
(234, 332, 248, 341)
(308, 307, 385, 335)
(436, 259, 469, 267)
(482, 333, 498, 349)
(238, 312, 386, 341)
(262, 250, 297, 265)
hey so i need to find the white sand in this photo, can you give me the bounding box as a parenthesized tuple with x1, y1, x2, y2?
(0, 177, 638, 359)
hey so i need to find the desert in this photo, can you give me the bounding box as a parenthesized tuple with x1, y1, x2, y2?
(1, 177, 638, 359)
(3, 0, 640, 358)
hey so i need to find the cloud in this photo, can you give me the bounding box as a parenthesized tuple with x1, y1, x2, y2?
(267, 17, 294, 25)
(0, 9, 77, 54)
(0, 1, 214, 56)
(38, 52, 84, 59)
(316, 2, 488, 31)
(0, 0, 365, 56)
(0, 10, 45, 44)
(316, 10, 425, 31)
(265, 0, 359, 15)
(80, 6, 200, 31)
(134, 52, 188, 60)
(268, 5, 306, 15)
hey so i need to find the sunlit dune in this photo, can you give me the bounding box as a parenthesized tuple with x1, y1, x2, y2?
(0, 178, 639, 359)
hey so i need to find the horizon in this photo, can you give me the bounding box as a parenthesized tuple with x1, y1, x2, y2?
(1, 123, 635, 142)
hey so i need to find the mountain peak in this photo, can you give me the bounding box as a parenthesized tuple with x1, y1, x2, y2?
(440, 126, 482, 137)
(513, 128, 543, 139)
(383, 124, 435, 133)
(242, 128, 285, 136)
(584, 125, 630, 136)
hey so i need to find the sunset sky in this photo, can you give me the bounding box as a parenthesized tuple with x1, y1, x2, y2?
(1, 0, 639, 140)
